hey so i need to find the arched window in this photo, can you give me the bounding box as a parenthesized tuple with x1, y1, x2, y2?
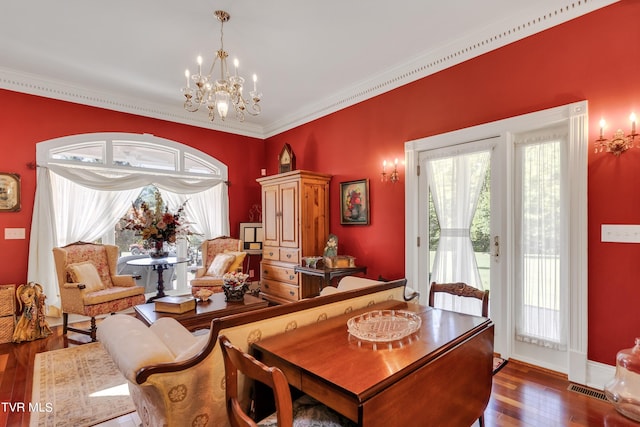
(30, 133, 230, 314)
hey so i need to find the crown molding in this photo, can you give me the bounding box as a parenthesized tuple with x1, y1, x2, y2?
(263, 0, 617, 138)
(0, 0, 617, 140)
(0, 67, 266, 139)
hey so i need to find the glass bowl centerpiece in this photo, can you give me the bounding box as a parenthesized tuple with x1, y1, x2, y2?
(123, 190, 191, 258)
(222, 271, 250, 302)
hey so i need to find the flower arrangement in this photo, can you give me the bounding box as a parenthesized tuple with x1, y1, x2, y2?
(123, 190, 191, 252)
(222, 271, 250, 288)
(345, 188, 362, 219)
(222, 271, 250, 302)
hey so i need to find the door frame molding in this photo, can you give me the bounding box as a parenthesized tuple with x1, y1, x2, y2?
(404, 100, 588, 384)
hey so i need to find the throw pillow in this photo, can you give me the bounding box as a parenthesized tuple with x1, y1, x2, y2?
(206, 253, 236, 277)
(224, 250, 247, 273)
(67, 261, 105, 292)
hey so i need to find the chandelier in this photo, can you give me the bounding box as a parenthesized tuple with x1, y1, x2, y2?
(182, 10, 262, 122)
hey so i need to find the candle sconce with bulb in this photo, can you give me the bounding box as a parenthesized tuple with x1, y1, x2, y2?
(595, 113, 638, 156)
(381, 158, 400, 183)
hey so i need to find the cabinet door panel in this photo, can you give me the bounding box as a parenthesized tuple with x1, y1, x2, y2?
(262, 184, 280, 247)
(279, 181, 299, 248)
(300, 182, 330, 256)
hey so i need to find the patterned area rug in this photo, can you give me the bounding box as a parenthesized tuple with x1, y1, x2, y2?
(30, 342, 135, 427)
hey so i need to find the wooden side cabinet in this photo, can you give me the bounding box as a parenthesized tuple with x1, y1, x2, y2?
(257, 170, 331, 304)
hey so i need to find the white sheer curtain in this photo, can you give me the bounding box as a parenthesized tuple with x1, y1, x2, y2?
(51, 172, 143, 244)
(162, 186, 230, 291)
(28, 165, 228, 314)
(27, 169, 59, 313)
(514, 130, 567, 350)
(428, 149, 490, 316)
(162, 185, 229, 239)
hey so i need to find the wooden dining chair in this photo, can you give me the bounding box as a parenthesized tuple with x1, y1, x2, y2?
(428, 281, 490, 427)
(219, 335, 355, 427)
(428, 281, 489, 317)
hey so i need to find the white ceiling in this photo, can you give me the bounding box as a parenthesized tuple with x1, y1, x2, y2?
(0, 1, 616, 139)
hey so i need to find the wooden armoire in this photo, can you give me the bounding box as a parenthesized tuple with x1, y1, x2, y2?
(257, 170, 331, 304)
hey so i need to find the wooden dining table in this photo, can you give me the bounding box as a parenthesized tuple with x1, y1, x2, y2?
(252, 299, 494, 426)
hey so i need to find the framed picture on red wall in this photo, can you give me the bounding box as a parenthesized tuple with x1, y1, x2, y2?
(340, 179, 369, 225)
(0, 173, 20, 212)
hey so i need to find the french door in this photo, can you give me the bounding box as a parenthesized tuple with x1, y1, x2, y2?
(512, 126, 569, 370)
(406, 101, 588, 378)
(419, 141, 496, 318)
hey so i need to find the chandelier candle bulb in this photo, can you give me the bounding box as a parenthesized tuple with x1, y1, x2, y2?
(234, 58, 239, 76)
(253, 74, 257, 92)
(185, 70, 190, 88)
(599, 119, 606, 140)
(631, 113, 637, 135)
(197, 56, 202, 76)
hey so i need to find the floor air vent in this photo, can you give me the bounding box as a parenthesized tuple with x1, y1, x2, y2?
(567, 384, 608, 401)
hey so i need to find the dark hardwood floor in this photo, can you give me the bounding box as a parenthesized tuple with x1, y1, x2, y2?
(0, 321, 636, 427)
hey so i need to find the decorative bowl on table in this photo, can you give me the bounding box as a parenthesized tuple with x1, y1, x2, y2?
(347, 310, 421, 343)
(194, 289, 214, 302)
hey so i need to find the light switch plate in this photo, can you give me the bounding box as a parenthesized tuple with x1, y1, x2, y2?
(601, 224, 640, 243)
(5, 228, 26, 240)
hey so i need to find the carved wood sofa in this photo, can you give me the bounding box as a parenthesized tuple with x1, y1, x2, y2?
(99, 278, 411, 427)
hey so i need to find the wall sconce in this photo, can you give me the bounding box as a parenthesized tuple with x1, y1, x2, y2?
(595, 113, 638, 156)
(381, 158, 400, 183)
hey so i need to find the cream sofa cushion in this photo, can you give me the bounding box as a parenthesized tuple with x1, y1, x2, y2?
(99, 315, 210, 382)
(98, 314, 174, 382)
(319, 276, 382, 296)
(67, 261, 105, 292)
(207, 253, 235, 276)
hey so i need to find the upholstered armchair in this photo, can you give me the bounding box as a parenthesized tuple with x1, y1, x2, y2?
(52, 242, 146, 341)
(190, 236, 246, 297)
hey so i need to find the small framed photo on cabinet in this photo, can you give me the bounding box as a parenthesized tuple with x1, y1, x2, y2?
(239, 222, 263, 254)
(0, 173, 20, 212)
(340, 179, 369, 225)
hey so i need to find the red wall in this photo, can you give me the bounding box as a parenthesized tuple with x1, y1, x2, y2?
(265, 0, 640, 365)
(0, 91, 265, 285)
(1, 1, 638, 365)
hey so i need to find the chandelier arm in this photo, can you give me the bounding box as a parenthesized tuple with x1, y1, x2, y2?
(207, 55, 219, 79)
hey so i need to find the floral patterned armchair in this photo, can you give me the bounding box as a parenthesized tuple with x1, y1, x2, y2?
(52, 242, 146, 341)
(190, 236, 245, 297)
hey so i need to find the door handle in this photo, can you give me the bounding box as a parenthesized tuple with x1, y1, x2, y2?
(494, 236, 500, 261)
